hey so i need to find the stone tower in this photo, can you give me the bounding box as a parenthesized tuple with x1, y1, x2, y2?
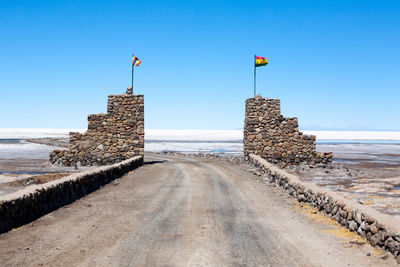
(243, 95, 332, 165)
(50, 87, 144, 166)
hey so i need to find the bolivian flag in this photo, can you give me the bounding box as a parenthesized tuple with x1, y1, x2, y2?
(255, 56, 268, 67)
(132, 55, 141, 67)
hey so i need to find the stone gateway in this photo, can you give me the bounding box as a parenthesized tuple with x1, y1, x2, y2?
(243, 95, 332, 166)
(50, 87, 144, 166)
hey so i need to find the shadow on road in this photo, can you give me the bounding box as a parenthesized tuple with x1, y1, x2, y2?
(143, 160, 168, 166)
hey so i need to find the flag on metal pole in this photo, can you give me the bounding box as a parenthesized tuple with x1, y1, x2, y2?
(254, 55, 268, 96)
(131, 53, 142, 90)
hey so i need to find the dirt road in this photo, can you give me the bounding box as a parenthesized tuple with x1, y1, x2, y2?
(0, 153, 396, 266)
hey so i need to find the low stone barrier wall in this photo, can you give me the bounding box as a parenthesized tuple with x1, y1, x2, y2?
(249, 154, 400, 263)
(0, 156, 143, 234)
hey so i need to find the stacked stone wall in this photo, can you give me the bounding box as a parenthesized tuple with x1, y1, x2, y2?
(50, 88, 144, 166)
(244, 96, 332, 165)
(0, 156, 143, 234)
(250, 154, 400, 262)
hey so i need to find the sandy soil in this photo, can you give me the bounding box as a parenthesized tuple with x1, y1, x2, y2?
(0, 153, 396, 266)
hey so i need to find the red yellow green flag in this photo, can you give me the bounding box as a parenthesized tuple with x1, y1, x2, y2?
(255, 56, 268, 67)
(132, 55, 141, 67)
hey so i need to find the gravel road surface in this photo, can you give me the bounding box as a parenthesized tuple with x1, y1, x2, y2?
(0, 153, 396, 266)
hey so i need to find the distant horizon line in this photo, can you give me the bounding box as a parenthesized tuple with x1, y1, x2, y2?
(0, 128, 400, 132)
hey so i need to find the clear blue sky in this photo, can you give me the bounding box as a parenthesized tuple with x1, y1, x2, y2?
(1, 0, 399, 130)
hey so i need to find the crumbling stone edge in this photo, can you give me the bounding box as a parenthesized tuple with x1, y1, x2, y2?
(0, 156, 143, 234)
(249, 154, 400, 263)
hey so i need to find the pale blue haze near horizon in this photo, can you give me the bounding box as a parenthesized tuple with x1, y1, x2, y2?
(0, 0, 399, 130)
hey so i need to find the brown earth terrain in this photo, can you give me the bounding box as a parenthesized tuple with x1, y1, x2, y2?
(26, 137, 69, 148)
(0, 153, 396, 266)
(0, 138, 88, 196)
(0, 158, 88, 196)
(0, 173, 70, 195)
(287, 144, 400, 218)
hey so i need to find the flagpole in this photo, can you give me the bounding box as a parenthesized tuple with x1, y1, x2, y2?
(132, 64, 134, 91)
(254, 54, 256, 96)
